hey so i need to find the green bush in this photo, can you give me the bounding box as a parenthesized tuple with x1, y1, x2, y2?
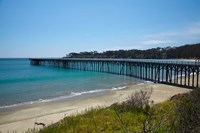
(176, 88, 200, 133)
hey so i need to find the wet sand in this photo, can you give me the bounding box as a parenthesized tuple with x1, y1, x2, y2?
(0, 83, 191, 133)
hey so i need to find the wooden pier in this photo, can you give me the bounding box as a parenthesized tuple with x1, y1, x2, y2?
(30, 58, 200, 88)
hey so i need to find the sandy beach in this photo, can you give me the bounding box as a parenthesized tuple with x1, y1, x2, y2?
(0, 83, 191, 133)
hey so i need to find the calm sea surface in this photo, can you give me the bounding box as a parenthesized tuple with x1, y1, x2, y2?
(0, 59, 143, 108)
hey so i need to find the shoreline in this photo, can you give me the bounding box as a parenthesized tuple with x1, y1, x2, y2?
(0, 85, 128, 110)
(0, 83, 191, 133)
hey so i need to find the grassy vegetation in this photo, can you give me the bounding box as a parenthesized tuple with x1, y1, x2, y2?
(26, 88, 200, 133)
(37, 102, 176, 133)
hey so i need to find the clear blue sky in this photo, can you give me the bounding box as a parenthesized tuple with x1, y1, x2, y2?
(1, 0, 200, 58)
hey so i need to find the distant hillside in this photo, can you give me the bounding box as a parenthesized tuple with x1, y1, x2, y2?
(66, 43, 200, 59)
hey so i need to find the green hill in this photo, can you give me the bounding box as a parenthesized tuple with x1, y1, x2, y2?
(67, 43, 200, 59)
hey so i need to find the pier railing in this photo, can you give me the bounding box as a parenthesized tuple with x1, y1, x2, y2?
(30, 58, 200, 88)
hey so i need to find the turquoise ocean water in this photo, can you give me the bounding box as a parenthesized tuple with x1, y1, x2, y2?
(0, 59, 143, 109)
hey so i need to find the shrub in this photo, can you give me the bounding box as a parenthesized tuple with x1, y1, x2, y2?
(111, 86, 153, 113)
(124, 86, 153, 109)
(176, 88, 200, 133)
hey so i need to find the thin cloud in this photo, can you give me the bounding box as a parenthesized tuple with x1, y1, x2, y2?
(186, 22, 200, 35)
(145, 22, 200, 38)
(142, 40, 173, 45)
(140, 21, 200, 47)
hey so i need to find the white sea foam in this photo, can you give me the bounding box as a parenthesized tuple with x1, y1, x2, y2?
(137, 83, 144, 85)
(111, 86, 127, 90)
(144, 81, 154, 84)
(70, 89, 106, 96)
(177, 72, 195, 78)
(0, 101, 39, 109)
(137, 81, 154, 86)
